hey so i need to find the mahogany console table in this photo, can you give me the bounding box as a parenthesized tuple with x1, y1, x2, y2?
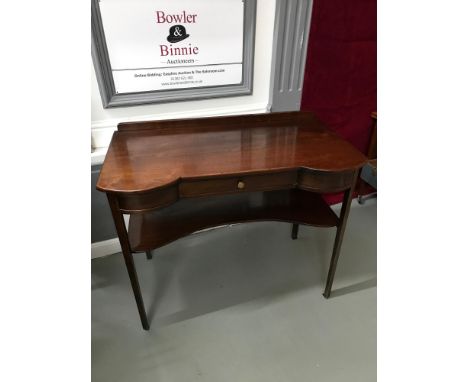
(97, 111, 367, 330)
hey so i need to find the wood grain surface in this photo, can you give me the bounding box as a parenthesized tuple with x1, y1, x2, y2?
(97, 112, 367, 194)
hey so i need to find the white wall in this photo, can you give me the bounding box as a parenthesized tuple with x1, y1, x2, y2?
(91, 0, 277, 164)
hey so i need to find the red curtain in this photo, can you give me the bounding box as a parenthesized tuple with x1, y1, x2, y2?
(301, 0, 376, 204)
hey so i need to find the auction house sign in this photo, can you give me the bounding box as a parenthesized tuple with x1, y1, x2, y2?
(92, 0, 256, 107)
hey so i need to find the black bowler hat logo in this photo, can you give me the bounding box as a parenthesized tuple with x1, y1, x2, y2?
(167, 25, 189, 43)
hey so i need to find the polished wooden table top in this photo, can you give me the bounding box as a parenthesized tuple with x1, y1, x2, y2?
(97, 112, 367, 194)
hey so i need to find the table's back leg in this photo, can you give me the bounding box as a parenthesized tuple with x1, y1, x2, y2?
(145, 250, 153, 260)
(323, 172, 359, 298)
(107, 194, 150, 330)
(291, 223, 299, 240)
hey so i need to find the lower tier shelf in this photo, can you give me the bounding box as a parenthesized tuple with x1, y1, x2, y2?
(128, 189, 339, 252)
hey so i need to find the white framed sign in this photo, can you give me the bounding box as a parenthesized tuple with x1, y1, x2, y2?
(92, 0, 256, 108)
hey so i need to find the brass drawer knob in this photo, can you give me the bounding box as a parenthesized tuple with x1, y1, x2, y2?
(237, 180, 245, 189)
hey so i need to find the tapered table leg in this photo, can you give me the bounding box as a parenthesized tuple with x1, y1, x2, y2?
(122, 250, 150, 330)
(323, 173, 358, 298)
(145, 250, 153, 260)
(107, 194, 150, 330)
(291, 223, 299, 240)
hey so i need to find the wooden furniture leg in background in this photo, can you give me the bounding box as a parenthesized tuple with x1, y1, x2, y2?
(323, 173, 359, 298)
(145, 250, 153, 260)
(357, 112, 377, 204)
(107, 194, 150, 330)
(291, 223, 299, 240)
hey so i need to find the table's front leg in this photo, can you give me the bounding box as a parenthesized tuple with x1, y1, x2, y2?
(107, 193, 150, 330)
(323, 171, 359, 298)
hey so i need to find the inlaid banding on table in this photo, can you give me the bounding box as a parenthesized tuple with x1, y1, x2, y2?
(115, 168, 357, 213)
(116, 185, 179, 213)
(297, 169, 356, 193)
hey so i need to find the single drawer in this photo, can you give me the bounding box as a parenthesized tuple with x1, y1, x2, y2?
(179, 171, 297, 197)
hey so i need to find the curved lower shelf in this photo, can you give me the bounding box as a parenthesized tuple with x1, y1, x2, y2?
(128, 189, 339, 252)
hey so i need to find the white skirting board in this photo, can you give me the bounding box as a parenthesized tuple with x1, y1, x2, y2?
(91, 238, 122, 259)
(92, 214, 130, 259)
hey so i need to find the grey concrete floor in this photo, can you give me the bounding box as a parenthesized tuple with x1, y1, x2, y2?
(92, 199, 376, 382)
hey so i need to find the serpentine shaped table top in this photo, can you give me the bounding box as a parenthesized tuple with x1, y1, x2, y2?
(97, 111, 367, 194)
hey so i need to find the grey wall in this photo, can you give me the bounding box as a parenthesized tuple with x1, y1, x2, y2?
(91, 165, 116, 243)
(269, 0, 313, 112)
